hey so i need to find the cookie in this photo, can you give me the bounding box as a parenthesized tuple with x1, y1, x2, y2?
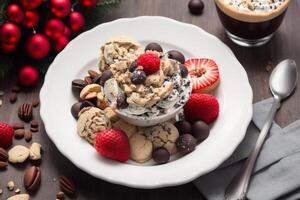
(129, 133, 153, 163)
(112, 120, 137, 138)
(8, 145, 30, 163)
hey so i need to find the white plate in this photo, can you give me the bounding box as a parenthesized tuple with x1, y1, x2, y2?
(40, 16, 253, 189)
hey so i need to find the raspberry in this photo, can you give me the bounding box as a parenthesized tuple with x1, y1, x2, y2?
(136, 53, 160, 75)
(0, 121, 14, 149)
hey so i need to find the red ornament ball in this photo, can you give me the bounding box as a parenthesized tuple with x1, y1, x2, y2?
(6, 4, 24, 23)
(44, 18, 65, 39)
(22, 10, 40, 29)
(0, 43, 17, 54)
(18, 65, 39, 87)
(25, 34, 50, 59)
(69, 11, 85, 33)
(0, 22, 21, 44)
(20, 0, 43, 10)
(50, 0, 71, 18)
(52, 35, 69, 52)
(63, 26, 71, 38)
(78, 0, 98, 7)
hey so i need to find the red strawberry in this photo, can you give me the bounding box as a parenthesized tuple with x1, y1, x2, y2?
(94, 129, 130, 162)
(184, 94, 219, 124)
(185, 58, 220, 93)
(0, 121, 14, 149)
(137, 53, 160, 75)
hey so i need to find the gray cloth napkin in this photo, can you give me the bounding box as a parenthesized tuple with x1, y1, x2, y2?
(194, 98, 300, 200)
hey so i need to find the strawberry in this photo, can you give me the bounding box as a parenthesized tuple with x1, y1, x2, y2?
(137, 53, 160, 75)
(0, 121, 14, 149)
(185, 58, 220, 93)
(184, 94, 219, 124)
(94, 129, 130, 162)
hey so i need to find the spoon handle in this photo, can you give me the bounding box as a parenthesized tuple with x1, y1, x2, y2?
(225, 96, 281, 200)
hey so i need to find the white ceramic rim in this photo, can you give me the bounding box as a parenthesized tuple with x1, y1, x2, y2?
(40, 16, 253, 189)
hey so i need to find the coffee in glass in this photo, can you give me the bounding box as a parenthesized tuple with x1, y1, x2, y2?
(215, 0, 290, 47)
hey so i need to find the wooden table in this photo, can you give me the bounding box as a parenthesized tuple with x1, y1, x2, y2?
(1, 0, 300, 199)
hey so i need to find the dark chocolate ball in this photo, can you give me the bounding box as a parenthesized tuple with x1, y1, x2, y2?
(175, 120, 192, 135)
(176, 134, 197, 154)
(152, 147, 170, 164)
(100, 70, 113, 86)
(192, 121, 210, 142)
(117, 92, 129, 109)
(131, 70, 147, 84)
(72, 79, 87, 97)
(179, 64, 189, 78)
(188, 0, 204, 15)
(167, 50, 185, 64)
(93, 75, 101, 84)
(145, 43, 163, 53)
(71, 102, 82, 119)
(129, 61, 137, 72)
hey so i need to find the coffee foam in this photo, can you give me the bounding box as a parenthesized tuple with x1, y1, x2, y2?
(215, 0, 289, 22)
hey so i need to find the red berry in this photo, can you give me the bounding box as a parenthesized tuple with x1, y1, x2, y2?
(0, 121, 14, 149)
(94, 129, 130, 162)
(136, 53, 160, 75)
(184, 94, 219, 124)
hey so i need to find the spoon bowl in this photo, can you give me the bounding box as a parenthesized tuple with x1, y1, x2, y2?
(270, 59, 298, 99)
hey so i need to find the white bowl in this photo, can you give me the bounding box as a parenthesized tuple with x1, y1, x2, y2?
(40, 16, 253, 189)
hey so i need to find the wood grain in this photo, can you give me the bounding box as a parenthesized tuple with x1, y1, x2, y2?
(1, 0, 300, 199)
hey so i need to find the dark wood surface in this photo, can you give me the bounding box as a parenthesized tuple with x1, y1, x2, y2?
(1, 0, 300, 199)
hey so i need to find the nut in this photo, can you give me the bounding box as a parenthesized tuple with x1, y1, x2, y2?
(96, 93, 109, 109)
(84, 76, 93, 84)
(56, 191, 65, 199)
(12, 122, 24, 130)
(59, 176, 75, 195)
(29, 143, 42, 160)
(9, 93, 17, 103)
(18, 103, 33, 122)
(7, 194, 30, 200)
(30, 120, 39, 128)
(23, 166, 41, 192)
(14, 129, 25, 139)
(88, 70, 100, 78)
(0, 161, 8, 170)
(24, 131, 32, 142)
(104, 107, 119, 123)
(80, 84, 101, 100)
(7, 181, 15, 191)
(8, 145, 30, 163)
(32, 98, 40, 107)
(0, 147, 8, 161)
(15, 188, 20, 194)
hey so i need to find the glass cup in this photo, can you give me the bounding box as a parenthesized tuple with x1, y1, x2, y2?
(214, 0, 290, 47)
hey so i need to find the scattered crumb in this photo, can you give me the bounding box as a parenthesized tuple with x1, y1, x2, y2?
(0, 188, 3, 194)
(265, 61, 273, 72)
(53, 178, 57, 182)
(7, 181, 14, 191)
(14, 188, 20, 194)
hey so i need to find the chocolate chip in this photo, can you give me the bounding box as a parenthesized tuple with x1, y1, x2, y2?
(23, 166, 41, 192)
(0, 161, 8, 170)
(32, 98, 40, 107)
(9, 93, 17, 103)
(116, 92, 129, 109)
(192, 121, 210, 142)
(84, 76, 93, 84)
(24, 131, 32, 142)
(175, 120, 192, 135)
(145, 43, 163, 53)
(0, 148, 8, 162)
(59, 176, 75, 195)
(167, 50, 185, 64)
(131, 70, 146, 85)
(152, 147, 170, 164)
(72, 79, 87, 95)
(100, 70, 113, 86)
(129, 61, 138, 72)
(176, 134, 197, 154)
(56, 191, 65, 199)
(14, 129, 25, 139)
(179, 64, 189, 78)
(30, 120, 39, 128)
(188, 0, 204, 15)
(71, 102, 82, 120)
(18, 103, 33, 122)
(11, 86, 21, 93)
(12, 122, 24, 130)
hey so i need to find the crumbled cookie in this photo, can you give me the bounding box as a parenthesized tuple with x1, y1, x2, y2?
(29, 143, 42, 160)
(129, 133, 153, 163)
(77, 107, 111, 144)
(8, 145, 30, 163)
(145, 122, 179, 154)
(7, 194, 30, 200)
(112, 120, 138, 138)
(104, 107, 119, 123)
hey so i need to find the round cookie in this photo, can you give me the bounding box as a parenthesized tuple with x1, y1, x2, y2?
(129, 133, 153, 163)
(145, 122, 179, 154)
(8, 145, 30, 163)
(112, 120, 138, 138)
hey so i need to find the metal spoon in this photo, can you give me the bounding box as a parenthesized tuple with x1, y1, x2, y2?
(225, 59, 298, 200)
